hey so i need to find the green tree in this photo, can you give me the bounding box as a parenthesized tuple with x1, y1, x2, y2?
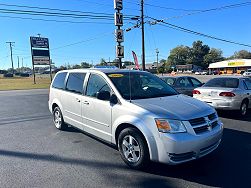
(72, 64, 81, 69)
(231, 50, 251, 59)
(168, 45, 191, 66)
(204, 48, 224, 66)
(190, 40, 210, 67)
(81, 62, 92, 68)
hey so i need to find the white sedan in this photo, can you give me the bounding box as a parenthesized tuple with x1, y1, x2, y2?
(193, 77, 251, 116)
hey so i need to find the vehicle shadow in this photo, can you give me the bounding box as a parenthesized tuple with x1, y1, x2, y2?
(217, 109, 251, 122)
(143, 128, 251, 188)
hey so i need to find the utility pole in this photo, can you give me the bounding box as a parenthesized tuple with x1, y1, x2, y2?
(141, 0, 145, 71)
(6, 42, 15, 75)
(17, 56, 20, 70)
(156, 48, 159, 74)
(22, 58, 23, 67)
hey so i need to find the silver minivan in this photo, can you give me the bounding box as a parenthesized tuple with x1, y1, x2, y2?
(49, 69, 223, 169)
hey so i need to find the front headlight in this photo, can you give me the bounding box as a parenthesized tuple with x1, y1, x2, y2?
(155, 119, 187, 133)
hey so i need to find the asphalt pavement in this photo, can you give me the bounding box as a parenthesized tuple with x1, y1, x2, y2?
(0, 89, 250, 188)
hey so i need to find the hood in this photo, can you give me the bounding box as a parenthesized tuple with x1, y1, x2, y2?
(132, 94, 215, 120)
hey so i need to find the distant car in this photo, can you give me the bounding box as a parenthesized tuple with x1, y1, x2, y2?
(193, 77, 251, 116)
(160, 76, 203, 96)
(194, 72, 201, 75)
(243, 69, 251, 77)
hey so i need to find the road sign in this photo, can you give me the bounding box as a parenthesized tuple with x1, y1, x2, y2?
(116, 45, 124, 58)
(114, 12, 123, 26)
(114, 0, 123, 10)
(115, 29, 124, 42)
(30, 37, 49, 48)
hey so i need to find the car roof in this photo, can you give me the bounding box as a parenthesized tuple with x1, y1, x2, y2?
(58, 68, 148, 74)
(160, 76, 196, 79)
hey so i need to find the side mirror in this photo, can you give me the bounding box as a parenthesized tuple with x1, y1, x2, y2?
(97, 91, 111, 101)
(110, 94, 118, 104)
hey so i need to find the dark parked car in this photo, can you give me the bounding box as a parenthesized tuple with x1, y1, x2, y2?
(160, 76, 203, 96)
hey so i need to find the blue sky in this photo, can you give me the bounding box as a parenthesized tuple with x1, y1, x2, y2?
(0, 0, 250, 69)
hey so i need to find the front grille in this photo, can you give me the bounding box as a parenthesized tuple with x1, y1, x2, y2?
(188, 113, 219, 135)
(211, 121, 218, 128)
(194, 125, 209, 134)
(169, 152, 195, 162)
(208, 113, 217, 121)
(189, 117, 205, 126)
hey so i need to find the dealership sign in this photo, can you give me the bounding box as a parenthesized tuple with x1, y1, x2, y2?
(30, 37, 50, 65)
(30, 37, 49, 48)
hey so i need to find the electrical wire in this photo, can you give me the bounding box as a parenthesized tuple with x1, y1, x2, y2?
(151, 19, 251, 48)
(148, 2, 251, 21)
(0, 15, 113, 24)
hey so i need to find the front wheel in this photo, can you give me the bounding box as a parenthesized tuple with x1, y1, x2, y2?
(118, 128, 149, 170)
(53, 107, 67, 130)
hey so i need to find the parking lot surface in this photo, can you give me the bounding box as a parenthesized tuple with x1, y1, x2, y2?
(0, 89, 250, 188)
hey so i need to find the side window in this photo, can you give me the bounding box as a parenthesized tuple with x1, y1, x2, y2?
(86, 74, 111, 98)
(176, 78, 192, 88)
(66, 73, 86, 94)
(52, 72, 67, 89)
(244, 79, 251, 90)
(189, 77, 202, 87)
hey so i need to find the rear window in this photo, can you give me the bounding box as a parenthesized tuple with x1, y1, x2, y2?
(203, 78, 239, 88)
(52, 72, 67, 89)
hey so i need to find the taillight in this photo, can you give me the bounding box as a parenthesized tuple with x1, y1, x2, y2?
(193, 90, 201, 95)
(219, 92, 235, 97)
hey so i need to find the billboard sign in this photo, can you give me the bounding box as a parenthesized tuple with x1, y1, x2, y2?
(30, 37, 49, 48)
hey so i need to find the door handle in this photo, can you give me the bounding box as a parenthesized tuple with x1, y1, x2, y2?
(76, 98, 81, 102)
(83, 101, 89, 105)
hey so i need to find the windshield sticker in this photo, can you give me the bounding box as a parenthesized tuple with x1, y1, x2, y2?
(108, 74, 124, 78)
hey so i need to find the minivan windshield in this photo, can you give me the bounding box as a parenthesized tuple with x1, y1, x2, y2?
(203, 78, 239, 88)
(107, 71, 178, 100)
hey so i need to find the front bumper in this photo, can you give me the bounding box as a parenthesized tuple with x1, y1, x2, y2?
(152, 122, 223, 164)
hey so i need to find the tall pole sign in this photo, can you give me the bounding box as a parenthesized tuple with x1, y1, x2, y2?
(30, 36, 52, 84)
(114, 0, 124, 68)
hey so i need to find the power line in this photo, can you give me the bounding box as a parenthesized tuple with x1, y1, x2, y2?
(148, 2, 251, 21)
(150, 18, 251, 48)
(0, 3, 137, 17)
(0, 15, 113, 24)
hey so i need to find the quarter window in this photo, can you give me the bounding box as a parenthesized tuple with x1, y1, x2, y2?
(86, 74, 111, 98)
(176, 78, 192, 88)
(52, 72, 67, 89)
(66, 73, 86, 94)
(244, 79, 251, 90)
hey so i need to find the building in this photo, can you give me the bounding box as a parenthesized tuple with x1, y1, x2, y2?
(176, 64, 202, 72)
(208, 59, 251, 74)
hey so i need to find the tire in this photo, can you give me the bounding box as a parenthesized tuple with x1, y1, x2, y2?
(53, 107, 67, 130)
(240, 100, 248, 117)
(118, 127, 149, 170)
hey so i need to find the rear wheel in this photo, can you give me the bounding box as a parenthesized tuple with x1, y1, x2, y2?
(118, 128, 149, 170)
(53, 107, 67, 130)
(240, 100, 248, 116)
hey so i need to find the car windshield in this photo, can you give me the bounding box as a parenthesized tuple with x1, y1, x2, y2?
(203, 78, 239, 88)
(107, 71, 178, 100)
